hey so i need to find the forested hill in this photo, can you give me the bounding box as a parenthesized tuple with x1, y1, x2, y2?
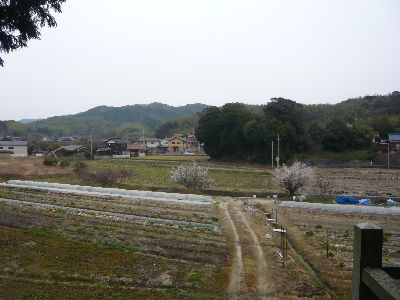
(196, 92, 400, 162)
(0, 103, 208, 137)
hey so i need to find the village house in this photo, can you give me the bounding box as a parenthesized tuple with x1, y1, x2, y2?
(126, 143, 146, 157)
(104, 138, 128, 155)
(160, 138, 169, 147)
(0, 141, 28, 157)
(134, 137, 171, 154)
(186, 134, 200, 150)
(168, 135, 188, 153)
(376, 133, 400, 153)
(135, 137, 161, 148)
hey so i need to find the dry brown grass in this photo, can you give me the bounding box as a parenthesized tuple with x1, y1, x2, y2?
(0, 157, 72, 177)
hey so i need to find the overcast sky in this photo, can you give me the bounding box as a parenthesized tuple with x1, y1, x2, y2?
(0, 0, 399, 120)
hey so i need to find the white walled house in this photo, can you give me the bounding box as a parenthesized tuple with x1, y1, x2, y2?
(136, 138, 161, 149)
(0, 141, 28, 157)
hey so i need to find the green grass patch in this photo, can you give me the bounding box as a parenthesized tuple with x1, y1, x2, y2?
(25, 226, 57, 237)
(131, 155, 210, 161)
(187, 272, 204, 283)
(296, 150, 372, 162)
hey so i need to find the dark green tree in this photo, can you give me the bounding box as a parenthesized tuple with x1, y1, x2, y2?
(322, 120, 353, 151)
(264, 98, 311, 153)
(196, 106, 223, 158)
(0, 0, 66, 66)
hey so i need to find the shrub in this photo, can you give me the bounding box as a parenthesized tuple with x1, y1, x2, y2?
(43, 157, 59, 166)
(88, 168, 132, 185)
(315, 224, 323, 229)
(170, 162, 214, 190)
(209, 216, 219, 222)
(73, 164, 132, 186)
(73, 161, 88, 178)
(336, 260, 345, 268)
(383, 232, 391, 243)
(316, 173, 335, 195)
(305, 229, 314, 237)
(273, 161, 314, 196)
(58, 160, 70, 168)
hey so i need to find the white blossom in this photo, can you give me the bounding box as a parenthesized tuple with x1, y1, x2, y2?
(273, 161, 314, 196)
(170, 162, 214, 190)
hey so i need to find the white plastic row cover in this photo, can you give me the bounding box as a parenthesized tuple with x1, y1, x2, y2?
(279, 201, 400, 216)
(5, 180, 213, 204)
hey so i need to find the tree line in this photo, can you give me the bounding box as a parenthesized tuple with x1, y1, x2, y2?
(196, 92, 400, 163)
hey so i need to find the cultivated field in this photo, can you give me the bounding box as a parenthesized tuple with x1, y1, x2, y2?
(1, 157, 399, 299)
(306, 167, 400, 197)
(257, 200, 400, 298)
(0, 187, 228, 299)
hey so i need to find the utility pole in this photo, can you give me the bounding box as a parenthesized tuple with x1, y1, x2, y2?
(387, 140, 390, 170)
(90, 128, 94, 158)
(271, 141, 274, 168)
(277, 133, 281, 167)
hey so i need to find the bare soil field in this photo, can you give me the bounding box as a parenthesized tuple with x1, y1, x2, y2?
(257, 200, 400, 298)
(307, 167, 400, 197)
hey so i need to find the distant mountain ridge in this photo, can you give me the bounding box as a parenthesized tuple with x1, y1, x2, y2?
(2, 93, 399, 140)
(2, 103, 208, 138)
(18, 119, 41, 124)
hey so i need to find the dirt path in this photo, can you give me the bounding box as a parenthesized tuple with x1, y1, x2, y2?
(236, 209, 271, 299)
(219, 198, 274, 299)
(220, 201, 247, 297)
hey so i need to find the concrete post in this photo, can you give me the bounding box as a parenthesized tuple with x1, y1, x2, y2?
(352, 223, 383, 300)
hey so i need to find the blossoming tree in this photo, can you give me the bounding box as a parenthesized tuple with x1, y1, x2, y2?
(170, 162, 214, 190)
(273, 161, 314, 197)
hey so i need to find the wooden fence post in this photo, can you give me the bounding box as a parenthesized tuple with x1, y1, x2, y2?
(352, 223, 383, 300)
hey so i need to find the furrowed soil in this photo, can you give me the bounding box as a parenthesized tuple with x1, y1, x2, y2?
(2, 157, 400, 299)
(0, 188, 229, 299)
(257, 200, 400, 298)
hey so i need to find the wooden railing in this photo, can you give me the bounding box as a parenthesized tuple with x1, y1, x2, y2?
(352, 223, 400, 300)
